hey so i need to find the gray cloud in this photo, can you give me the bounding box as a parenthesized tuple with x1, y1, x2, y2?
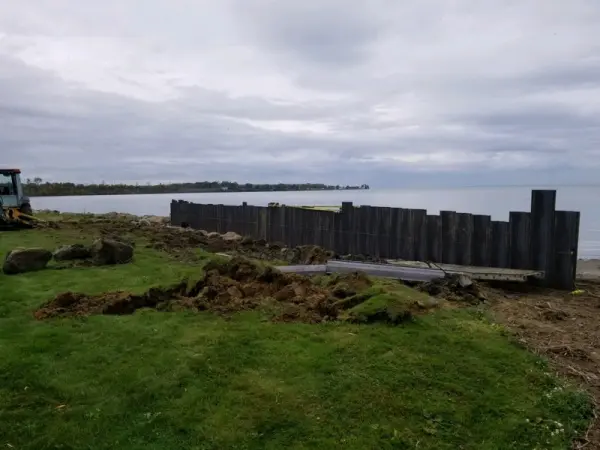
(0, 1, 599, 186)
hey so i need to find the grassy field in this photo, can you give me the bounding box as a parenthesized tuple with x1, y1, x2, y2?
(0, 226, 593, 449)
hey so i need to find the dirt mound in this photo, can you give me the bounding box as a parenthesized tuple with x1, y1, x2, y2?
(35, 257, 337, 323)
(34, 257, 436, 324)
(418, 274, 488, 304)
(321, 272, 373, 298)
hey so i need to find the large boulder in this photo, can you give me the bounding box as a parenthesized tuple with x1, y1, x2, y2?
(3, 248, 52, 275)
(90, 238, 134, 265)
(53, 244, 92, 261)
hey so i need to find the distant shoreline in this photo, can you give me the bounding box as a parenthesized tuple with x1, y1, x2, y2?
(28, 187, 370, 198)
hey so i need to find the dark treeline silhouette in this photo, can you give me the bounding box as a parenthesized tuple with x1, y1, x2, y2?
(24, 178, 370, 197)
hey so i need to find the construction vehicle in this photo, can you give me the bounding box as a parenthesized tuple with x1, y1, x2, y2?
(0, 168, 35, 229)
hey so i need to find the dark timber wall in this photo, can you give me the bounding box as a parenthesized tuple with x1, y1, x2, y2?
(171, 189, 580, 289)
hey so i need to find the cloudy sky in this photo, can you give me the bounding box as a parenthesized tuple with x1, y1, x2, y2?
(1, 1, 599, 186)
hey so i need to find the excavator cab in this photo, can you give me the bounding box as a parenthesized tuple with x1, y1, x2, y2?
(0, 169, 33, 228)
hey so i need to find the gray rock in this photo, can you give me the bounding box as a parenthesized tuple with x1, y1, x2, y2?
(90, 238, 134, 265)
(221, 231, 242, 242)
(207, 232, 221, 239)
(457, 274, 473, 288)
(53, 244, 92, 261)
(3, 248, 52, 275)
(142, 215, 169, 225)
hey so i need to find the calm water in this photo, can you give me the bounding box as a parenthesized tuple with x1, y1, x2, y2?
(32, 187, 600, 258)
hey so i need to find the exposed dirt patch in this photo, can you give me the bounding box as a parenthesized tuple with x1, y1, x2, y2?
(490, 279, 600, 448)
(34, 257, 439, 324)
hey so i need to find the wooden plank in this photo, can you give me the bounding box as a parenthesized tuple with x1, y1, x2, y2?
(384, 260, 543, 282)
(530, 190, 557, 286)
(456, 213, 473, 266)
(441, 211, 458, 264)
(327, 260, 444, 282)
(509, 212, 532, 269)
(472, 215, 491, 267)
(491, 221, 510, 268)
(553, 210, 580, 290)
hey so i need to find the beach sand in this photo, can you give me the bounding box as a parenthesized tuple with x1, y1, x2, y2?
(577, 259, 600, 279)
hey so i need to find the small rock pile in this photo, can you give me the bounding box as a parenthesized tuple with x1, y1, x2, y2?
(2, 238, 134, 275)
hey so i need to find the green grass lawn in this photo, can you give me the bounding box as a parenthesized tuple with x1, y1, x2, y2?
(0, 228, 593, 449)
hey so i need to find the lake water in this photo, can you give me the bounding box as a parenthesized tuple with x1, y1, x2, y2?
(32, 186, 600, 258)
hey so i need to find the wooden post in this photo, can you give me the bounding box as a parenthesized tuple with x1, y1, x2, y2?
(491, 221, 510, 268)
(509, 212, 532, 269)
(553, 211, 580, 290)
(377, 207, 393, 258)
(170, 200, 179, 226)
(342, 202, 354, 255)
(456, 213, 474, 266)
(340, 203, 355, 255)
(284, 206, 294, 247)
(390, 208, 403, 259)
(472, 215, 491, 267)
(364, 206, 378, 257)
(441, 211, 458, 264)
(400, 209, 416, 260)
(412, 209, 428, 262)
(530, 190, 557, 285)
(426, 215, 442, 263)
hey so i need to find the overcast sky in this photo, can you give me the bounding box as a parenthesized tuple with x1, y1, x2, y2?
(1, 1, 599, 186)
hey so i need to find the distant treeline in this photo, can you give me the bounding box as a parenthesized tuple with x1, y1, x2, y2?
(23, 178, 370, 197)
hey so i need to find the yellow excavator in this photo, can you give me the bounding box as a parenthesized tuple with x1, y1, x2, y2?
(0, 168, 36, 229)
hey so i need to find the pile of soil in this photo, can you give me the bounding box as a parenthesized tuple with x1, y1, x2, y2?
(34, 257, 394, 324)
(418, 274, 488, 304)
